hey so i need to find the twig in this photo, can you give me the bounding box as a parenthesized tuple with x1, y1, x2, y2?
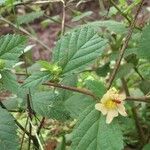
(18, 79, 150, 103)
(110, 0, 131, 24)
(107, 0, 144, 90)
(134, 67, 144, 80)
(18, 80, 97, 100)
(37, 117, 45, 135)
(0, 16, 52, 52)
(61, 0, 66, 36)
(20, 117, 29, 150)
(125, 96, 150, 103)
(110, 0, 142, 31)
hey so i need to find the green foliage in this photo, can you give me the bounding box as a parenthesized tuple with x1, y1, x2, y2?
(52, 26, 108, 74)
(16, 11, 44, 25)
(0, 107, 19, 150)
(0, 34, 26, 61)
(85, 80, 106, 98)
(65, 94, 93, 118)
(32, 91, 69, 120)
(0, 59, 5, 70)
(72, 11, 93, 22)
(138, 24, 150, 60)
(95, 62, 111, 77)
(71, 104, 123, 150)
(143, 144, 150, 150)
(88, 20, 127, 34)
(1, 70, 21, 94)
(1, 1, 150, 149)
(115, 63, 134, 79)
(23, 71, 52, 88)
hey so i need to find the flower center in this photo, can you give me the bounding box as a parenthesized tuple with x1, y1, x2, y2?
(104, 100, 117, 109)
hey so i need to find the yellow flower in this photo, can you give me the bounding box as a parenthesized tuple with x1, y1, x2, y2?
(95, 87, 127, 124)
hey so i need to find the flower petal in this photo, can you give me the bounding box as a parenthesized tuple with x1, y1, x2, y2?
(117, 104, 127, 116)
(95, 103, 107, 115)
(106, 109, 118, 124)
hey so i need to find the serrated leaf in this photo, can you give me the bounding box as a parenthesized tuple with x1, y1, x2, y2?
(52, 26, 107, 74)
(65, 94, 93, 118)
(22, 71, 52, 88)
(139, 80, 150, 95)
(71, 104, 124, 150)
(1, 70, 20, 94)
(16, 11, 44, 25)
(85, 80, 106, 98)
(58, 75, 78, 101)
(72, 11, 93, 22)
(95, 62, 111, 77)
(87, 20, 127, 34)
(115, 63, 134, 79)
(32, 91, 69, 120)
(0, 107, 19, 150)
(0, 34, 27, 61)
(138, 24, 150, 60)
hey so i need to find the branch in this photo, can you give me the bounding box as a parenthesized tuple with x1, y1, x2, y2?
(107, 0, 144, 89)
(125, 96, 150, 103)
(37, 117, 45, 135)
(61, 0, 66, 36)
(18, 79, 150, 103)
(18, 80, 97, 100)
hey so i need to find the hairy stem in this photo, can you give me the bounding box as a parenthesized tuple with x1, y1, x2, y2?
(107, 0, 144, 89)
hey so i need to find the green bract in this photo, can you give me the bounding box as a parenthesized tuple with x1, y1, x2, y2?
(39, 61, 62, 76)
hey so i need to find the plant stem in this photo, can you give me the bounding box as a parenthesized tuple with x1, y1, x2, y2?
(121, 78, 146, 146)
(61, 0, 66, 36)
(0, 16, 51, 52)
(18, 79, 150, 103)
(0, 101, 39, 148)
(37, 117, 45, 135)
(107, 0, 144, 90)
(134, 67, 144, 80)
(110, 0, 131, 24)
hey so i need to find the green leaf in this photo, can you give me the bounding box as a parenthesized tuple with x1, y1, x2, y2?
(95, 62, 111, 77)
(85, 80, 106, 98)
(1, 70, 20, 94)
(139, 80, 150, 95)
(58, 75, 78, 101)
(138, 24, 150, 60)
(32, 91, 69, 120)
(71, 104, 124, 150)
(143, 144, 150, 150)
(72, 11, 93, 22)
(0, 34, 27, 61)
(87, 20, 127, 34)
(65, 94, 93, 118)
(16, 11, 44, 25)
(0, 107, 19, 150)
(52, 26, 107, 74)
(22, 71, 52, 88)
(115, 63, 134, 79)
